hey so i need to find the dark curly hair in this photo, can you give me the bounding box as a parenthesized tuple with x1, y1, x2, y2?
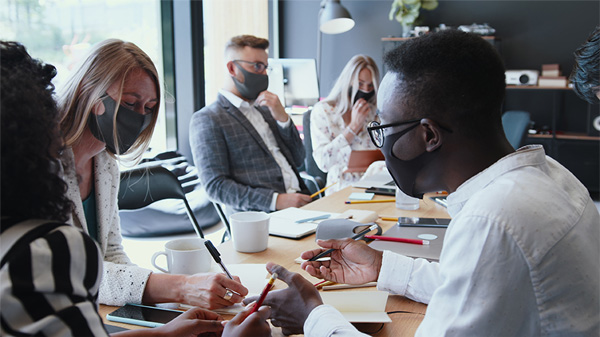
(570, 26, 599, 105)
(1, 41, 73, 223)
(383, 30, 506, 138)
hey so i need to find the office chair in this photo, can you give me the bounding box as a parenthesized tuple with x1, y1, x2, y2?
(302, 109, 327, 196)
(502, 110, 531, 149)
(118, 165, 205, 238)
(212, 202, 231, 243)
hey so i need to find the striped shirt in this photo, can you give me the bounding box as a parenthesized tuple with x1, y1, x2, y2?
(1, 219, 108, 336)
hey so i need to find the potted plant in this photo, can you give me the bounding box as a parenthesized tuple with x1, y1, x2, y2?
(389, 0, 438, 37)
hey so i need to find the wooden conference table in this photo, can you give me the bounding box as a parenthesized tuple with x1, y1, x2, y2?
(99, 187, 450, 336)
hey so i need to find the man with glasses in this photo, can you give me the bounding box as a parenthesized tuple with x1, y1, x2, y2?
(190, 35, 311, 215)
(244, 30, 599, 336)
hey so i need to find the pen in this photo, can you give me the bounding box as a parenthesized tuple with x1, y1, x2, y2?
(398, 223, 448, 228)
(204, 240, 234, 280)
(250, 273, 278, 314)
(345, 199, 395, 204)
(295, 214, 331, 223)
(308, 224, 378, 261)
(364, 235, 430, 245)
(310, 182, 338, 198)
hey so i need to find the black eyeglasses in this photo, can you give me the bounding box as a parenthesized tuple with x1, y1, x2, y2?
(233, 60, 271, 73)
(367, 119, 453, 148)
(367, 120, 421, 148)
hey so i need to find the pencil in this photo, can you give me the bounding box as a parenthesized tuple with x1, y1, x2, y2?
(250, 273, 278, 314)
(308, 224, 378, 261)
(322, 282, 377, 291)
(311, 182, 337, 198)
(364, 235, 429, 245)
(345, 199, 395, 204)
(314, 280, 336, 289)
(380, 216, 398, 222)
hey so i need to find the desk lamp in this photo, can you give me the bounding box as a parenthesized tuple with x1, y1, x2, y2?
(317, 0, 355, 81)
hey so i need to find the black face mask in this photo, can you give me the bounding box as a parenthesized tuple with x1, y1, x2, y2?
(88, 95, 153, 155)
(232, 62, 269, 100)
(380, 124, 433, 199)
(353, 89, 375, 104)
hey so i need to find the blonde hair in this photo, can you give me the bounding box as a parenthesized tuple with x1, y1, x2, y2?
(322, 54, 380, 116)
(58, 39, 160, 161)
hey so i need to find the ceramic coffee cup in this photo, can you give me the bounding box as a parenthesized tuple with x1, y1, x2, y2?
(229, 211, 270, 253)
(151, 238, 212, 274)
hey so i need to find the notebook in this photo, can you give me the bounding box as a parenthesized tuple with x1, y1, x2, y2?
(369, 225, 447, 262)
(352, 171, 395, 189)
(343, 150, 385, 173)
(268, 208, 339, 239)
(320, 291, 391, 323)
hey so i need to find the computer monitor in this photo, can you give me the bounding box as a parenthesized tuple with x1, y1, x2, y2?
(267, 58, 320, 107)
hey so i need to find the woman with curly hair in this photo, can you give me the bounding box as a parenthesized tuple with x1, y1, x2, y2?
(57, 39, 248, 309)
(0, 41, 271, 337)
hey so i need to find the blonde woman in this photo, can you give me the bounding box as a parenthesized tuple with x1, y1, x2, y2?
(311, 55, 381, 195)
(58, 39, 248, 308)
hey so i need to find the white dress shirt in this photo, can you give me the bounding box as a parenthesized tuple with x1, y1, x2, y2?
(304, 145, 600, 336)
(220, 90, 300, 210)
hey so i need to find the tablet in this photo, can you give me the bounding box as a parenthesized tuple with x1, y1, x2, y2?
(106, 303, 182, 328)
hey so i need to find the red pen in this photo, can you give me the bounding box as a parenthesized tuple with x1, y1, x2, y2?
(364, 235, 429, 245)
(250, 273, 278, 314)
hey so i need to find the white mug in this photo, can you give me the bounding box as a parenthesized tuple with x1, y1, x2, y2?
(229, 211, 270, 253)
(151, 238, 212, 274)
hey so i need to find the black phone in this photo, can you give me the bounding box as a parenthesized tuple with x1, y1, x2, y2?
(365, 187, 396, 196)
(106, 303, 182, 328)
(398, 217, 451, 228)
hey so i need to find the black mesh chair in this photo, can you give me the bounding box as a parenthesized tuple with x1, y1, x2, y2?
(118, 165, 205, 238)
(212, 202, 231, 243)
(302, 109, 327, 194)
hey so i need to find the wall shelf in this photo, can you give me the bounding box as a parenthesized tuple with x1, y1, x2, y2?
(528, 133, 600, 141)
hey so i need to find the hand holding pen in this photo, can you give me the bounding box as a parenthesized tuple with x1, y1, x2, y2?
(300, 225, 383, 285)
(204, 240, 248, 304)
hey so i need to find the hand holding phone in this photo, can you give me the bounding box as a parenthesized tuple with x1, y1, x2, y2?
(154, 307, 224, 336)
(107, 304, 225, 335)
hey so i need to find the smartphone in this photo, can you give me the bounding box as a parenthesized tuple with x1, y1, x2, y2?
(365, 187, 396, 196)
(398, 217, 451, 228)
(106, 303, 182, 328)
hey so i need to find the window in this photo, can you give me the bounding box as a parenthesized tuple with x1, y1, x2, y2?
(202, 0, 269, 103)
(1, 0, 170, 155)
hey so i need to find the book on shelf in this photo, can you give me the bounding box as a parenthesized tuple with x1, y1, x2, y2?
(541, 63, 561, 77)
(538, 76, 567, 87)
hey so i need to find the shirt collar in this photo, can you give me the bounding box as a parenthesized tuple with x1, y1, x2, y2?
(219, 89, 253, 110)
(446, 145, 546, 217)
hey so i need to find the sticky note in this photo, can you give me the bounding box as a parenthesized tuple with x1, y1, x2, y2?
(348, 192, 374, 200)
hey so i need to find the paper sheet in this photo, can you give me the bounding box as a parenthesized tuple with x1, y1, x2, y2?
(320, 291, 391, 323)
(211, 264, 269, 315)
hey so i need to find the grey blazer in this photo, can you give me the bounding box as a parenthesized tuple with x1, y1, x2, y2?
(190, 94, 308, 213)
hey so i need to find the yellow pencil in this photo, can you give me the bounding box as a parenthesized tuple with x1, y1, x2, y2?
(310, 182, 338, 198)
(380, 216, 398, 222)
(345, 199, 396, 204)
